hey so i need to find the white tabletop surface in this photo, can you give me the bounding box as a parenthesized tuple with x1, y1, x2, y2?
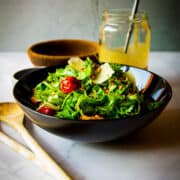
(0, 52, 180, 180)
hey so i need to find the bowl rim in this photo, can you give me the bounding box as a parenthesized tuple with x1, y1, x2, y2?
(27, 39, 99, 60)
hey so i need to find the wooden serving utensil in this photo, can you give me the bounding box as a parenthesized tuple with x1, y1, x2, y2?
(0, 129, 43, 168)
(0, 102, 71, 180)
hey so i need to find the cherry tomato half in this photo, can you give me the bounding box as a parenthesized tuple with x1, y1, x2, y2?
(60, 76, 80, 93)
(38, 106, 56, 116)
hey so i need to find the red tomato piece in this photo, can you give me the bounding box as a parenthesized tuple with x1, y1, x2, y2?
(60, 76, 80, 93)
(38, 106, 56, 115)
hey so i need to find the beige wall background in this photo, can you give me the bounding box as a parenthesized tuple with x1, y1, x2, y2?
(0, 0, 179, 51)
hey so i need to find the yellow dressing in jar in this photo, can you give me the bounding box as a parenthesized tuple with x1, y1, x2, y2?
(98, 10, 151, 69)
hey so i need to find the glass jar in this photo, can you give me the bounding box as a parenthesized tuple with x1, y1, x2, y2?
(98, 9, 151, 69)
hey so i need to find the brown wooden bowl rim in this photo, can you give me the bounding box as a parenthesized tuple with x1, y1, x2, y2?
(27, 39, 99, 60)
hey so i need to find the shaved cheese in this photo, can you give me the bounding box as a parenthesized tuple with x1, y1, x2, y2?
(68, 57, 84, 71)
(125, 71, 136, 88)
(93, 63, 114, 84)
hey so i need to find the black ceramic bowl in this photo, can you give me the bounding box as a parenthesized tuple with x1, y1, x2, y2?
(13, 65, 172, 143)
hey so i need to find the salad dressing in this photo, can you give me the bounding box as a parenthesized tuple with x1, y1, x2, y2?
(98, 10, 151, 69)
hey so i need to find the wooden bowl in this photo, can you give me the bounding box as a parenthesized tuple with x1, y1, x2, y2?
(27, 39, 99, 66)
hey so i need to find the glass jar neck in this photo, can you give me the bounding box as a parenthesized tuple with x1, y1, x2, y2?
(102, 9, 148, 25)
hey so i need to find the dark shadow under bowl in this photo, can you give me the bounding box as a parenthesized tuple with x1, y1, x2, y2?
(13, 65, 172, 143)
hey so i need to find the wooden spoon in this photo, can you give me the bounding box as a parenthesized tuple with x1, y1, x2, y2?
(0, 102, 71, 180)
(0, 128, 43, 168)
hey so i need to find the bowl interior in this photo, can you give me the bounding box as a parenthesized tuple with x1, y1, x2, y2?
(29, 39, 99, 57)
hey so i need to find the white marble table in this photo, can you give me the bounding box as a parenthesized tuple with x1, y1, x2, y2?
(0, 52, 180, 180)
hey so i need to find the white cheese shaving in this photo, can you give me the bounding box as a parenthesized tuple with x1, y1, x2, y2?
(68, 57, 84, 71)
(93, 63, 114, 84)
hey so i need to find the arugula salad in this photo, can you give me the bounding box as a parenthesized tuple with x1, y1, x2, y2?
(31, 57, 145, 120)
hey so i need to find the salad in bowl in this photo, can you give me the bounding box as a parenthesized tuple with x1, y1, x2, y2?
(31, 57, 158, 120)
